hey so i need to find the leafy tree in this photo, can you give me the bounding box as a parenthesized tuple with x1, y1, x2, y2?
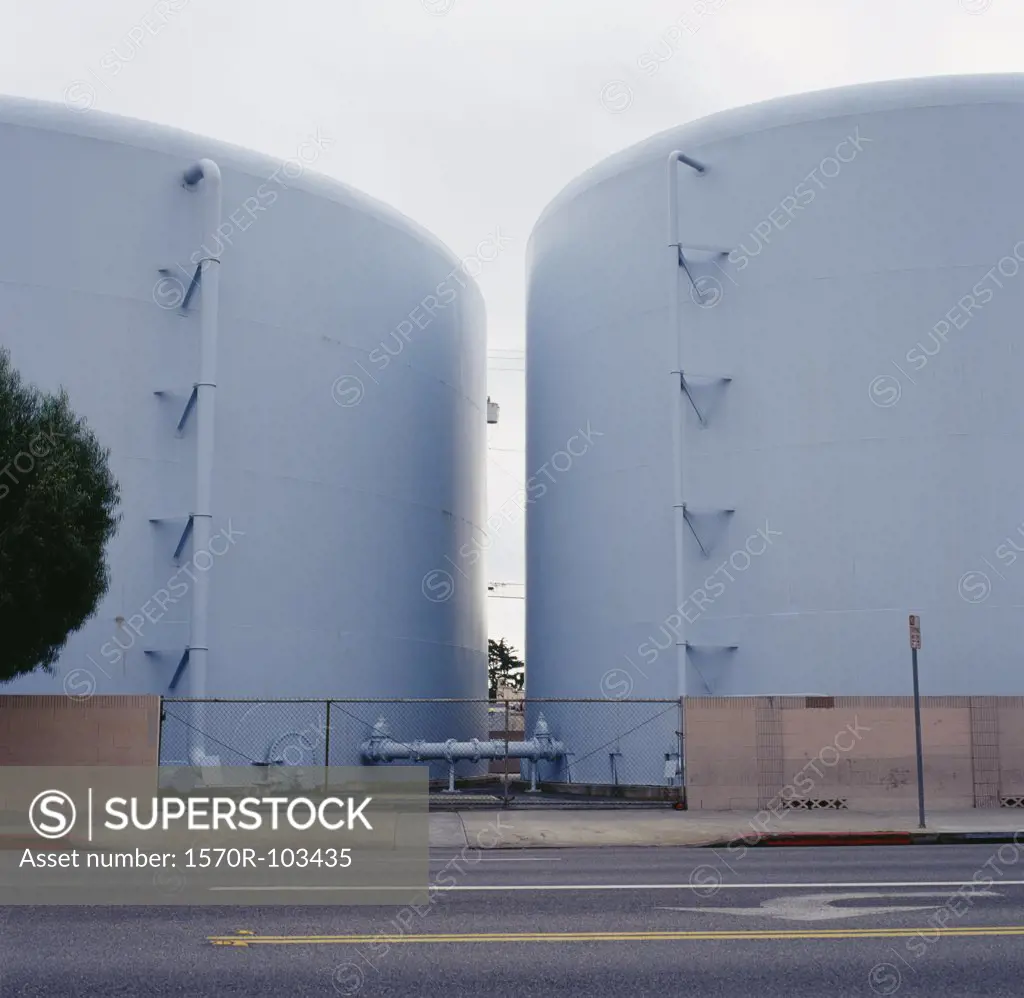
(488, 637, 525, 699)
(0, 349, 120, 682)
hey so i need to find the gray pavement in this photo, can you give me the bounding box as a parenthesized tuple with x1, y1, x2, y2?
(430, 807, 1024, 849)
(5, 844, 1024, 995)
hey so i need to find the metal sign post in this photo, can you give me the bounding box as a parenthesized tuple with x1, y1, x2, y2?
(909, 614, 926, 829)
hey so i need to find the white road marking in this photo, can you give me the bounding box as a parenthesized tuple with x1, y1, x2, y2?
(658, 890, 1001, 922)
(430, 857, 564, 863)
(209, 880, 1024, 892)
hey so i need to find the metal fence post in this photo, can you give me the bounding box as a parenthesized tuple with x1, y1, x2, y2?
(678, 696, 686, 807)
(156, 695, 164, 769)
(503, 699, 511, 807)
(323, 699, 332, 795)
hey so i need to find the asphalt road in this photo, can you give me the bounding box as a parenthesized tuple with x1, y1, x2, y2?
(5, 844, 1024, 996)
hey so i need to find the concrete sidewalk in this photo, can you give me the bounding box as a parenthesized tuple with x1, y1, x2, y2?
(6, 808, 1021, 852)
(429, 808, 1024, 850)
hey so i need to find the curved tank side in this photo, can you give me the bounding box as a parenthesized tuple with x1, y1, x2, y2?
(528, 74, 1024, 730)
(0, 98, 488, 738)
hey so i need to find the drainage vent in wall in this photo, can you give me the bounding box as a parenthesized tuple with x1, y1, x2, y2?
(1000, 797, 1024, 808)
(782, 798, 848, 810)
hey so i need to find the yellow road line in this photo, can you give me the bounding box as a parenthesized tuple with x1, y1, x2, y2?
(208, 925, 1024, 946)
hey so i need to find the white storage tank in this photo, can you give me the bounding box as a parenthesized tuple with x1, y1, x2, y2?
(527, 74, 1024, 702)
(0, 97, 487, 708)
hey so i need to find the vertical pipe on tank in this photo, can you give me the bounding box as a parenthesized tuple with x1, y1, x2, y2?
(182, 159, 222, 762)
(666, 151, 705, 698)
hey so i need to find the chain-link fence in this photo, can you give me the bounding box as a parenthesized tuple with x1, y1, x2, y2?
(159, 698, 684, 807)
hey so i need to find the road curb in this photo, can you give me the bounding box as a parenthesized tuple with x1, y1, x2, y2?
(907, 831, 1023, 845)
(702, 831, 1023, 848)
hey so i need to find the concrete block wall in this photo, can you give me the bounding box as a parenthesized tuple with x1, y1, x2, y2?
(997, 698, 1024, 798)
(4, 694, 1024, 814)
(0, 695, 160, 766)
(683, 696, 760, 809)
(684, 696, 1023, 811)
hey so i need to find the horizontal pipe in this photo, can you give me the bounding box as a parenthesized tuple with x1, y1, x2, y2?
(361, 737, 565, 764)
(361, 712, 565, 765)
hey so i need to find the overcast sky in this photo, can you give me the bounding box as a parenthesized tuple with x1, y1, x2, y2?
(3, 0, 1022, 653)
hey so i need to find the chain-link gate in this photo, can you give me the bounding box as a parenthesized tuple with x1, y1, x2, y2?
(159, 698, 685, 807)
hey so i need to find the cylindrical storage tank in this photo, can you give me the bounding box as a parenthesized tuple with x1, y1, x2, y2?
(528, 75, 1024, 725)
(0, 98, 487, 732)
